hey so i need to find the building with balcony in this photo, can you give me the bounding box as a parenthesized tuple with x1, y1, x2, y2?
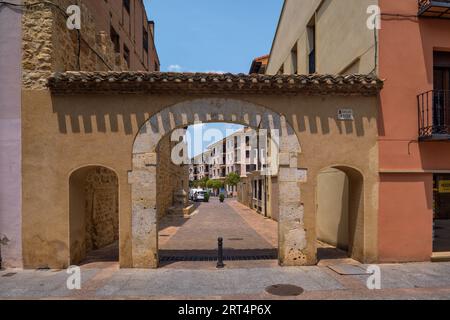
(189, 127, 262, 195)
(267, 0, 450, 262)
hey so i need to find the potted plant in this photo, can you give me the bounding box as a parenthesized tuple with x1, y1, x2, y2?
(204, 192, 210, 203)
(219, 193, 225, 203)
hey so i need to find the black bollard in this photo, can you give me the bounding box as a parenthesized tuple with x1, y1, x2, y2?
(216, 237, 225, 269)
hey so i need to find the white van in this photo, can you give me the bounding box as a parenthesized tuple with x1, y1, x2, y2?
(189, 188, 203, 201)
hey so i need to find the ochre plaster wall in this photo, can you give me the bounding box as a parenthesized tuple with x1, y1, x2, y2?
(317, 168, 349, 249)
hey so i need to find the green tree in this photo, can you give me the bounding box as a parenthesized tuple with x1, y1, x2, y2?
(198, 177, 210, 189)
(225, 172, 241, 188)
(206, 179, 224, 191)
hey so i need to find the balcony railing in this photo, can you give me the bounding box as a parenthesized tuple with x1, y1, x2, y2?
(419, 0, 450, 18)
(418, 90, 450, 140)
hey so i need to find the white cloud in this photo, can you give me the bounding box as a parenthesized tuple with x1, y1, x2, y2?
(166, 66, 228, 74)
(204, 70, 225, 74)
(167, 64, 182, 72)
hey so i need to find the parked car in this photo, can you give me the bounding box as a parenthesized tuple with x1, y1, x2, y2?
(195, 191, 207, 202)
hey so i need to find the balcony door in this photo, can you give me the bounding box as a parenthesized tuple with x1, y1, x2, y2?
(433, 52, 450, 134)
(434, 67, 450, 91)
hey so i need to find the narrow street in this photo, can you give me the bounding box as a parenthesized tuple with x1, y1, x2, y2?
(158, 199, 278, 267)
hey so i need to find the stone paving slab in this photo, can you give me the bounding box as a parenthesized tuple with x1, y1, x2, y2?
(351, 262, 450, 290)
(159, 199, 276, 252)
(94, 267, 343, 297)
(1, 262, 450, 299)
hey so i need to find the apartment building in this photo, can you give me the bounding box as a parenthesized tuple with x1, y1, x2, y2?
(267, 0, 450, 262)
(189, 153, 210, 181)
(189, 127, 259, 193)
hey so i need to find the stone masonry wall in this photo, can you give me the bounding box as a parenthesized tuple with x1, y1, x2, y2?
(157, 134, 190, 219)
(22, 0, 125, 89)
(84, 167, 119, 251)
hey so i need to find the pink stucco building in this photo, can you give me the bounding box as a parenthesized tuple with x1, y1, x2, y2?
(378, 0, 450, 262)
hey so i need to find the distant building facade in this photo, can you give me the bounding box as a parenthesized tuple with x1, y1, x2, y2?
(189, 127, 259, 195)
(249, 54, 269, 74)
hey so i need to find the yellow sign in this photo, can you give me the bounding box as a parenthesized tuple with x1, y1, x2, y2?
(438, 180, 450, 193)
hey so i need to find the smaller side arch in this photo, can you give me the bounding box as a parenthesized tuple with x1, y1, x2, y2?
(315, 165, 365, 262)
(69, 165, 119, 265)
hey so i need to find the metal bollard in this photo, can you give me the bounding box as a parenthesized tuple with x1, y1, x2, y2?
(216, 237, 224, 269)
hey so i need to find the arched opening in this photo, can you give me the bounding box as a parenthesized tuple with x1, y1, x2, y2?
(316, 166, 364, 264)
(157, 123, 279, 266)
(129, 98, 306, 268)
(69, 166, 119, 265)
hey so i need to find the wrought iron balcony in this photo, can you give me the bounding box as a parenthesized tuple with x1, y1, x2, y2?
(419, 0, 450, 18)
(418, 90, 450, 140)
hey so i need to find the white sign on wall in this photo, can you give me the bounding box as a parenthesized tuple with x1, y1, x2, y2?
(296, 169, 308, 183)
(338, 109, 354, 121)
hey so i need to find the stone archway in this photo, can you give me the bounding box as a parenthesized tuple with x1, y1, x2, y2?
(129, 98, 305, 268)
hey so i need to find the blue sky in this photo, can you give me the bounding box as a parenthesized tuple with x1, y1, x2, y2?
(144, 1, 283, 157)
(144, 0, 283, 73)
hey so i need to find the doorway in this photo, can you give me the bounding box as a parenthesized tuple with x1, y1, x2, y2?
(316, 166, 364, 264)
(69, 166, 119, 265)
(433, 174, 450, 253)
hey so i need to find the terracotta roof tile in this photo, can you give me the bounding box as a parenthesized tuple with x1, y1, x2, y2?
(47, 71, 383, 95)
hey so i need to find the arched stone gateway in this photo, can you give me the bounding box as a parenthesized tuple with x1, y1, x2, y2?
(129, 98, 304, 268)
(16, 71, 381, 269)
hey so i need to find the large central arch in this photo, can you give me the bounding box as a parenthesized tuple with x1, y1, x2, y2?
(129, 98, 305, 268)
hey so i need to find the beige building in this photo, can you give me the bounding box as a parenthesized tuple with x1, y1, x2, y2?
(237, 127, 280, 221)
(266, 0, 377, 76)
